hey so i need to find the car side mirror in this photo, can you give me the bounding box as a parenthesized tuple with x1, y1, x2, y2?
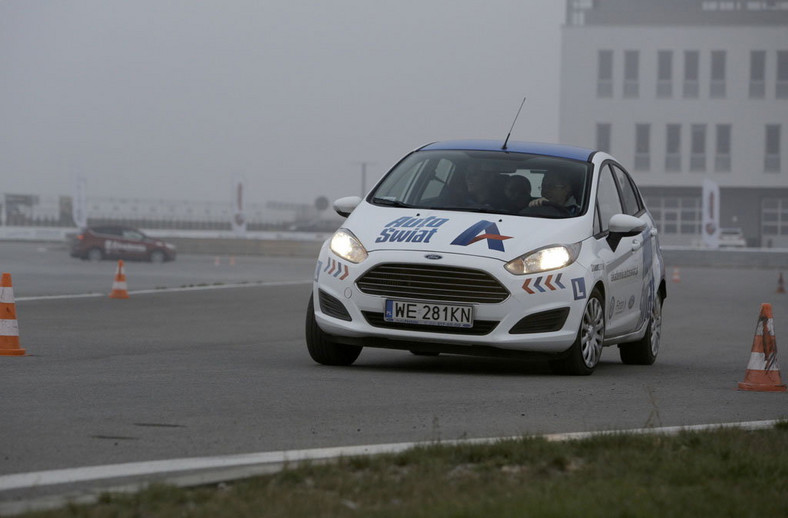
(333, 196, 362, 218)
(609, 214, 646, 235)
(607, 214, 647, 251)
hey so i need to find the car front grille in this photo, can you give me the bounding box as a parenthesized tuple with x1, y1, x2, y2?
(356, 263, 509, 304)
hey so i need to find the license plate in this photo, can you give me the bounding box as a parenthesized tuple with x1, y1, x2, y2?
(384, 300, 474, 328)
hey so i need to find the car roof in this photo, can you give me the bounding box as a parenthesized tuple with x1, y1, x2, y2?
(418, 140, 596, 162)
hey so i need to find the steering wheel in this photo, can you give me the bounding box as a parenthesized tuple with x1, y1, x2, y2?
(519, 200, 570, 217)
(541, 200, 571, 216)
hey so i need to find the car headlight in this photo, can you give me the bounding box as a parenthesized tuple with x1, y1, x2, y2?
(330, 229, 368, 263)
(504, 243, 581, 275)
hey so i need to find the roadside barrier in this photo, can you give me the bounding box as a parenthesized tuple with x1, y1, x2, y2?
(778, 273, 785, 294)
(109, 260, 130, 299)
(671, 267, 681, 283)
(0, 273, 26, 356)
(738, 303, 786, 392)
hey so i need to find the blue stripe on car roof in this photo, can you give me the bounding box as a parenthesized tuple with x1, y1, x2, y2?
(419, 140, 594, 162)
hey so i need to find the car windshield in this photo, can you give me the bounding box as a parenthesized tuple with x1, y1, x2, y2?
(370, 149, 591, 218)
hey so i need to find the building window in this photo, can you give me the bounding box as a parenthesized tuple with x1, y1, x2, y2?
(666, 124, 682, 172)
(715, 124, 731, 172)
(635, 124, 650, 170)
(597, 50, 613, 98)
(683, 50, 700, 99)
(710, 50, 726, 98)
(765, 124, 781, 172)
(778, 51, 788, 99)
(762, 198, 788, 245)
(596, 123, 611, 153)
(657, 50, 673, 98)
(690, 124, 707, 171)
(624, 50, 639, 98)
(645, 196, 701, 236)
(750, 50, 766, 99)
(684, 51, 700, 98)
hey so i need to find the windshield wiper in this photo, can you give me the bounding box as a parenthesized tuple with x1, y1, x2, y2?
(372, 198, 415, 208)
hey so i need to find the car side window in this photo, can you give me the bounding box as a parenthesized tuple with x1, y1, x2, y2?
(596, 166, 623, 233)
(611, 164, 641, 216)
(97, 227, 121, 236)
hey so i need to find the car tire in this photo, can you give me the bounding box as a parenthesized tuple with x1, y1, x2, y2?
(619, 293, 662, 365)
(550, 288, 605, 376)
(305, 294, 362, 366)
(149, 250, 165, 263)
(86, 248, 103, 262)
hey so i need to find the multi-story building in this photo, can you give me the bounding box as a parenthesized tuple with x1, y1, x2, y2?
(559, 0, 788, 247)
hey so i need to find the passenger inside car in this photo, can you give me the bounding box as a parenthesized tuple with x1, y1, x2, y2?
(465, 168, 501, 208)
(503, 175, 533, 213)
(528, 169, 581, 216)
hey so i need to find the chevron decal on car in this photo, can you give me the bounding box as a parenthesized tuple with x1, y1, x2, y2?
(522, 273, 566, 294)
(323, 257, 349, 280)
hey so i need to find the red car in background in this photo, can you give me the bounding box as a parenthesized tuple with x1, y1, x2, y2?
(70, 226, 177, 263)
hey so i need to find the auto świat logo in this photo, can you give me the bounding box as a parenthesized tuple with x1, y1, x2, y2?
(450, 220, 512, 252)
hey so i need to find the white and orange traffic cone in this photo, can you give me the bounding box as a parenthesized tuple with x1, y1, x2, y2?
(671, 267, 681, 283)
(738, 303, 786, 392)
(1, 273, 26, 356)
(109, 260, 130, 299)
(777, 273, 786, 294)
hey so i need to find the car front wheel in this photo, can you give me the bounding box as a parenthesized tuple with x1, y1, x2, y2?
(149, 250, 166, 263)
(619, 293, 662, 365)
(305, 294, 362, 366)
(550, 288, 605, 375)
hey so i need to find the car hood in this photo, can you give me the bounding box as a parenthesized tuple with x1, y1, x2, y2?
(343, 202, 591, 262)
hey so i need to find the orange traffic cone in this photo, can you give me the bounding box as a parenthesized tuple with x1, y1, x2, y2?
(777, 273, 786, 294)
(671, 267, 681, 283)
(738, 303, 786, 392)
(1, 273, 26, 356)
(109, 260, 130, 299)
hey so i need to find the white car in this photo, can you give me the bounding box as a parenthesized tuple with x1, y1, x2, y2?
(306, 140, 666, 375)
(718, 228, 747, 248)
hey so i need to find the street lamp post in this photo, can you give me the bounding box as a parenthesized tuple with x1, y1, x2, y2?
(355, 161, 376, 196)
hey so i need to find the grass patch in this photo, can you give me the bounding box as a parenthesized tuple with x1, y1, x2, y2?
(20, 427, 788, 518)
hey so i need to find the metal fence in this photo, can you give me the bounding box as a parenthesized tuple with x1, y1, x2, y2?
(0, 194, 334, 231)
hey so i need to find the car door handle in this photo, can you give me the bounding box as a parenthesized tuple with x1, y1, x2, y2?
(631, 239, 642, 251)
(650, 228, 658, 237)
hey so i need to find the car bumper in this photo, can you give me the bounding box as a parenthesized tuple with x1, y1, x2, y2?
(312, 245, 592, 356)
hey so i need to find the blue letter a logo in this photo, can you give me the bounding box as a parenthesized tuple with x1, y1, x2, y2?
(451, 220, 512, 252)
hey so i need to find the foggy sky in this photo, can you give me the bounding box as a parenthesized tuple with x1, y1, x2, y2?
(1, 1, 565, 207)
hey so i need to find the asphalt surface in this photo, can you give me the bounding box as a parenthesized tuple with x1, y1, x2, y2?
(1, 242, 787, 504)
(0, 241, 317, 298)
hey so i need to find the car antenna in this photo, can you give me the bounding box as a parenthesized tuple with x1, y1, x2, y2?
(502, 96, 526, 150)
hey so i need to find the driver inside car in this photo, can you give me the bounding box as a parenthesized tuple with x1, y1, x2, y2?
(528, 170, 581, 216)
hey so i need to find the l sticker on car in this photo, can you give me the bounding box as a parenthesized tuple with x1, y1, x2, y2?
(571, 277, 587, 300)
(451, 220, 512, 252)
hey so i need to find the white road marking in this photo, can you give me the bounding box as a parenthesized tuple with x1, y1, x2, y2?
(0, 420, 779, 493)
(14, 280, 312, 302)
